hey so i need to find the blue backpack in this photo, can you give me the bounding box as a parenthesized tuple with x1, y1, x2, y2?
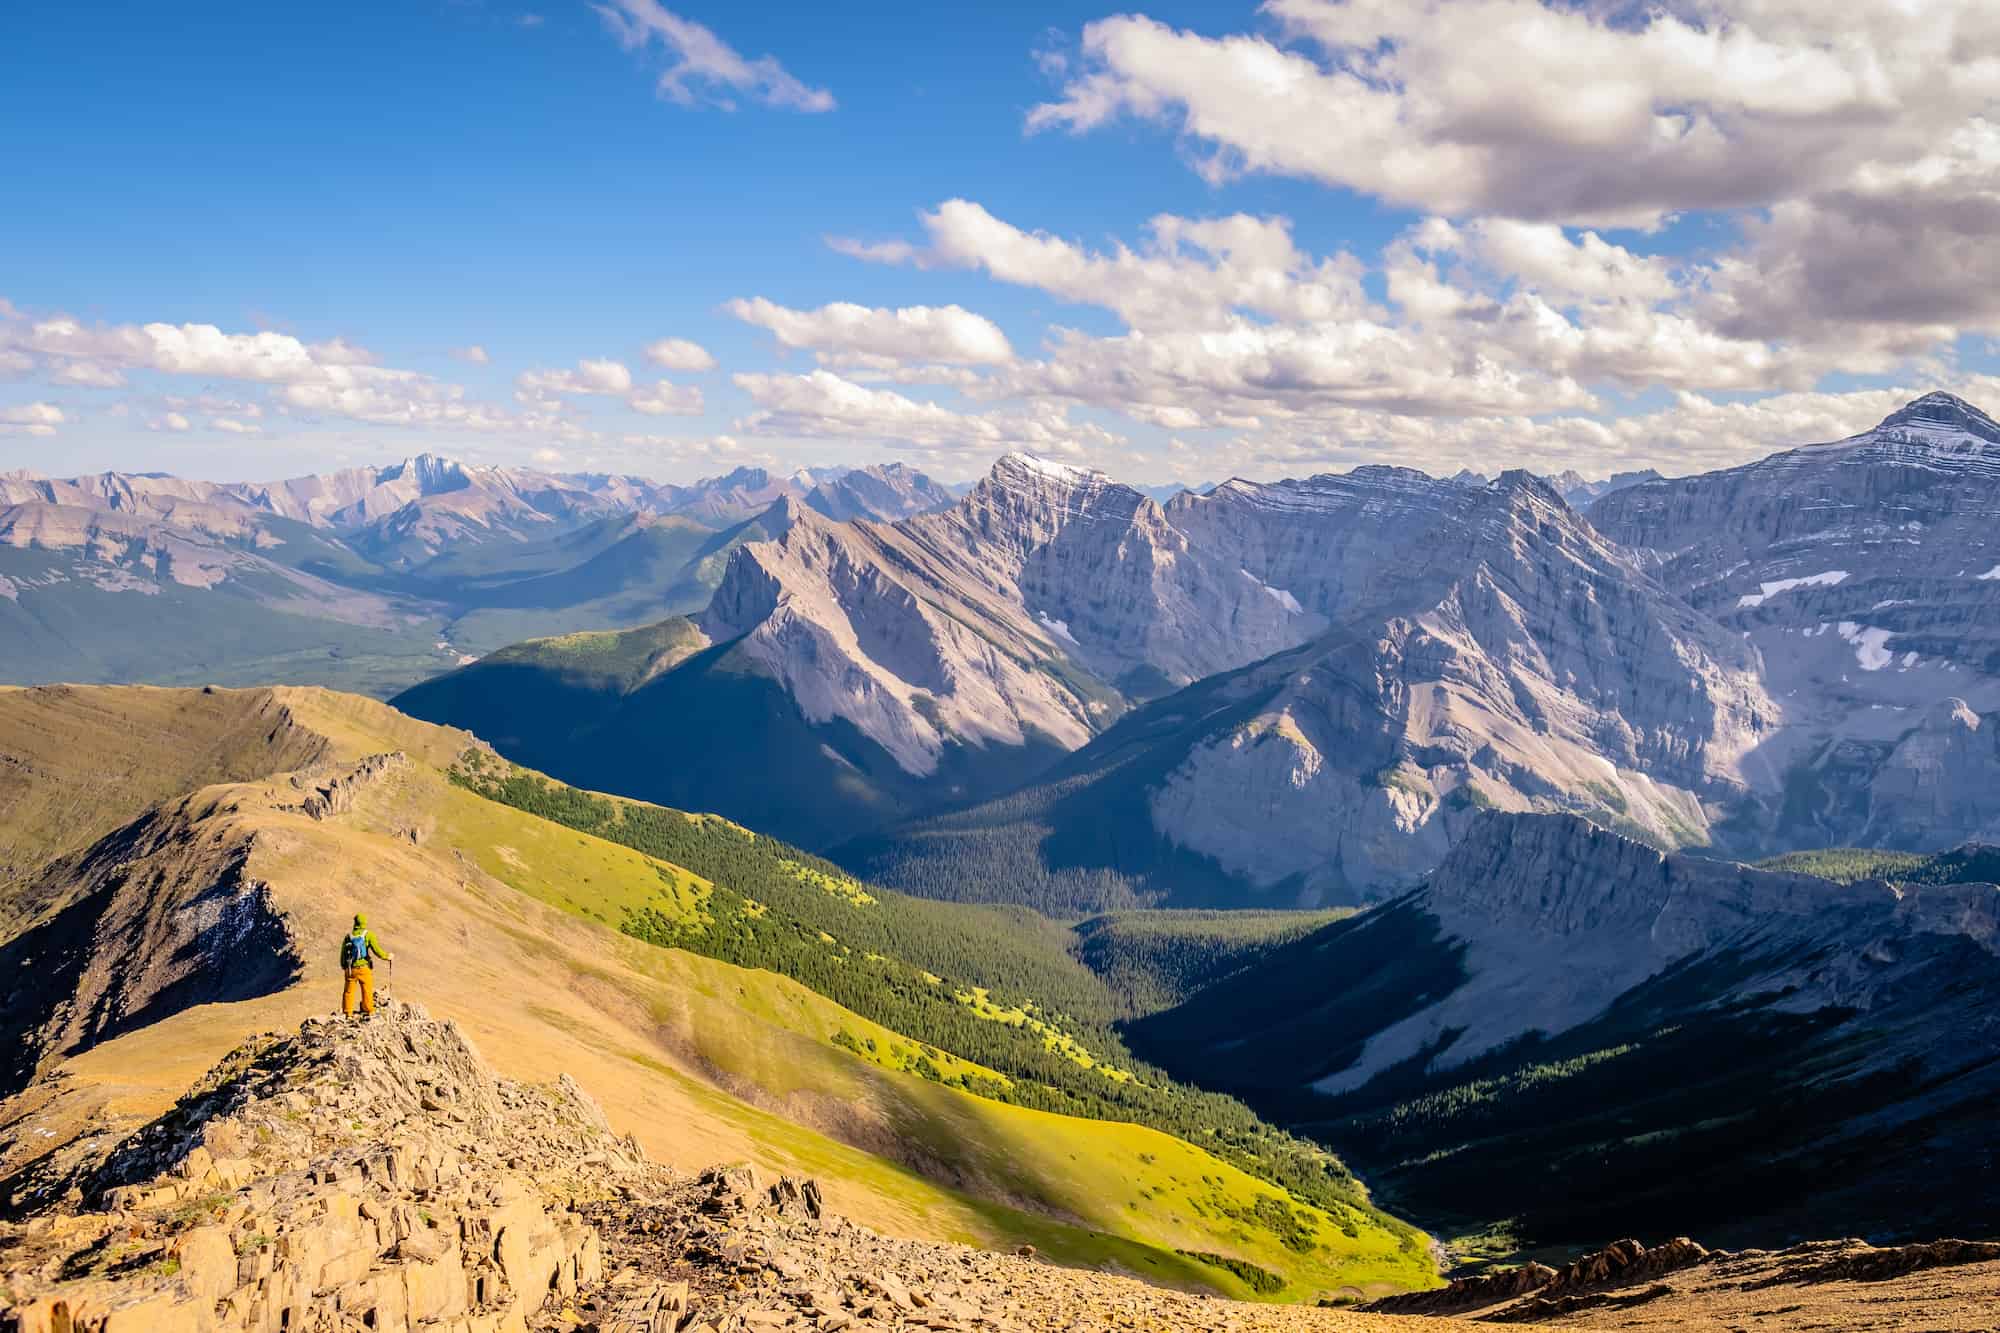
(341, 929, 371, 968)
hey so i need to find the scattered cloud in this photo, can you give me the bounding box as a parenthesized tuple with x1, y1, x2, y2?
(211, 416, 259, 434)
(4, 313, 391, 387)
(49, 360, 127, 388)
(732, 368, 1119, 457)
(628, 379, 705, 415)
(0, 402, 63, 437)
(725, 297, 1014, 367)
(516, 357, 634, 397)
(592, 0, 834, 112)
(644, 336, 717, 371)
(450, 344, 491, 364)
(826, 235, 919, 265)
(911, 200, 1370, 330)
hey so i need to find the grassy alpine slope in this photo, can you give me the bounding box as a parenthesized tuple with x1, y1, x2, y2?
(0, 685, 1436, 1303)
(444, 757, 1426, 1252)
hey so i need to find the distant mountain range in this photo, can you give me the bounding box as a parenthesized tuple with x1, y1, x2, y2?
(0, 456, 952, 695)
(395, 393, 2000, 911)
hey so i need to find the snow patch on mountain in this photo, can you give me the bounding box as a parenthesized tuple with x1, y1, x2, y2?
(1737, 570, 1849, 608)
(1036, 612, 1078, 645)
(1837, 621, 1896, 671)
(1237, 568, 1303, 614)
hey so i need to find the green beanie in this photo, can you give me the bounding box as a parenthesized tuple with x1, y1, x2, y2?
(353, 912, 367, 928)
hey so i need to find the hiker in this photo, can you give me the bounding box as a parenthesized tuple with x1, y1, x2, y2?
(340, 912, 395, 1018)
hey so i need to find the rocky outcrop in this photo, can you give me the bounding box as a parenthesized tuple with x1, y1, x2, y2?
(1753, 1237, 2000, 1286)
(1361, 1261, 1559, 1315)
(285, 752, 410, 821)
(3, 1004, 622, 1333)
(1, 1004, 1431, 1333)
(1362, 1237, 1710, 1319)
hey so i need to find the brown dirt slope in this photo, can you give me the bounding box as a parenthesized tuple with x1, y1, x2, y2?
(0, 685, 333, 929)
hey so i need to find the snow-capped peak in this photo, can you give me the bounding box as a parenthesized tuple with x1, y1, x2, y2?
(997, 452, 1104, 483)
(1874, 392, 2000, 446)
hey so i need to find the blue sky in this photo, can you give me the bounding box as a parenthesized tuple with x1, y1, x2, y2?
(3, 0, 1997, 484)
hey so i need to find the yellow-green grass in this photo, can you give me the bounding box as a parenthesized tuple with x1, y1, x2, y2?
(430, 776, 713, 927)
(953, 987, 1133, 1082)
(511, 919, 1427, 1302)
(359, 765, 1432, 1300)
(778, 858, 878, 906)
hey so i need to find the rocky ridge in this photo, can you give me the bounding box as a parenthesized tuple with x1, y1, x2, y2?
(9, 1003, 2000, 1333)
(0, 1004, 1454, 1333)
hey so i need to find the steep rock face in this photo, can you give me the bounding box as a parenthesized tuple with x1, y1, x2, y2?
(906, 454, 1312, 692)
(698, 498, 1098, 776)
(694, 454, 1351, 788)
(1589, 391, 2000, 853)
(854, 470, 1772, 905)
(1257, 807, 2000, 1079)
(1, 789, 303, 1098)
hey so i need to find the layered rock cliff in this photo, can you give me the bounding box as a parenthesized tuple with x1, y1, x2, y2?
(1589, 391, 2000, 852)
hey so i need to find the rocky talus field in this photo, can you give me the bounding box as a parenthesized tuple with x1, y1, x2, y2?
(7, 1003, 2000, 1333)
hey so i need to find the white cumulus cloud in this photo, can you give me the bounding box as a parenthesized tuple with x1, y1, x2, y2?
(725, 297, 1014, 367)
(644, 336, 717, 371)
(628, 380, 705, 416)
(516, 358, 635, 398)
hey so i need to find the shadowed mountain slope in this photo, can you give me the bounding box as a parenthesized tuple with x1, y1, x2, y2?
(1127, 812, 2000, 1249)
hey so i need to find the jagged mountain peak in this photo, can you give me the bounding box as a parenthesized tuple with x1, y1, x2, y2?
(712, 464, 774, 489)
(970, 452, 1153, 529)
(1876, 390, 2000, 443)
(380, 453, 471, 491)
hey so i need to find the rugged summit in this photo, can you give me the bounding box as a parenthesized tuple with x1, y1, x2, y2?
(1588, 392, 2000, 852)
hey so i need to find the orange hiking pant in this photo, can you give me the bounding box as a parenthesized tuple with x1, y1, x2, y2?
(342, 964, 375, 1016)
